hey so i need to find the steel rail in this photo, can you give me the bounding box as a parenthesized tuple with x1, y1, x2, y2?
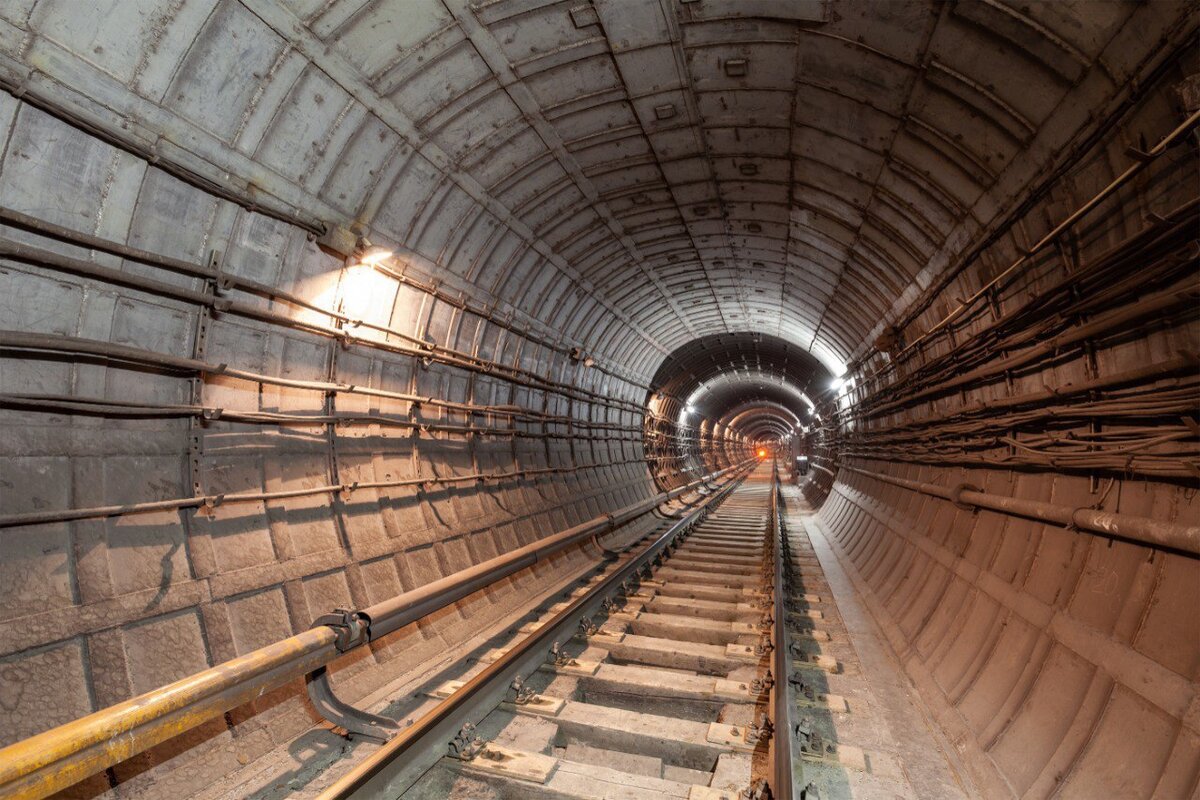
(353, 462, 745, 646)
(0, 461, 751, 800)
(312, 465, 751, 799)
(769, 461, 795, 800)
(841, 464, 1200, 556)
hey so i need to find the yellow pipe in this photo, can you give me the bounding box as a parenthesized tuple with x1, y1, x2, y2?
(0, 628, 338, 800)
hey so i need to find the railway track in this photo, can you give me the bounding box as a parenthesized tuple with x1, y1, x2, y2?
(0, 459, 941, 800)
(313, 463, 800, 800)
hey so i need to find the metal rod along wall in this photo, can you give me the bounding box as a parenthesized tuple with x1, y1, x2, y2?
(841, 464, 1200, 556)
(0, 46, 651, 392)
(851, 101, 1200, 381)
(0, 209, 644, 412)
(0, 456, 650, 529)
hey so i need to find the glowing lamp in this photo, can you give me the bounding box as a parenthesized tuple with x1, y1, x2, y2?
(358, 246, 394, 266)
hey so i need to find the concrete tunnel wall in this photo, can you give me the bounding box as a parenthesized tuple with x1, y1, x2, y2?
(801, 185, 1200, 797)
(0, 95, 684, 797)
(795, 44, 1200, 796)
(0, 1, 1195, 798)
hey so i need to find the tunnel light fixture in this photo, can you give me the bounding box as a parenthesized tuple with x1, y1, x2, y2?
(830, 376, 846, 391)
(569, 347, 595, 367)
(355, 242, 393, 266)
(360, 248, 393, 266)
(724, 58, 748, 77)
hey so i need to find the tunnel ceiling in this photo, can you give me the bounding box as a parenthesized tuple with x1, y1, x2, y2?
(0, 0, 1179, 381)
(651, 333, 828, 395)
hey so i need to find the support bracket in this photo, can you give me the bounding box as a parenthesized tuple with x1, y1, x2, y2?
(304, 608, 398, 741)
(306, 666, 400, 742)
(950, 482, 983, 512)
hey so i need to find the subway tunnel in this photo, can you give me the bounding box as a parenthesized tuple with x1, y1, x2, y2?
(0, 1, 1197, 798)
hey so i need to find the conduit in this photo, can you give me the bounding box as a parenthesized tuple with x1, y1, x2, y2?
(0, 329, 639, 431)
(0, 74, 327, 234)
(880, 107, 1200, 368)
(841, 464, 1200, 555)
(0, 461, 752, 800)
(0, 458, 644, 529)
(0, 393, 651, 441)
(849, 354, 1198, 431)
(0, 213, 643, 408)
(867, 285, 1198, 416)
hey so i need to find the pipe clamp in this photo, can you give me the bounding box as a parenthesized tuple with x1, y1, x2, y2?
(950, 482, 982, 511)
(312, 608, 369, 652)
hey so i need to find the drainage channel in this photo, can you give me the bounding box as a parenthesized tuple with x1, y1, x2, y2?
(317, 463, 790, 800)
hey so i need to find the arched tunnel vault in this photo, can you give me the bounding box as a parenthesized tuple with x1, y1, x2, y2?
(0, 1, 1196, 799)
(1, 0, 1191, 376)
